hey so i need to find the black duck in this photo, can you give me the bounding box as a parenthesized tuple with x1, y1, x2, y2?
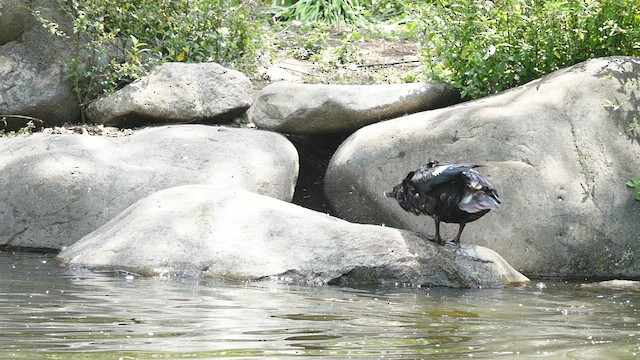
(384, 160, 501, 245)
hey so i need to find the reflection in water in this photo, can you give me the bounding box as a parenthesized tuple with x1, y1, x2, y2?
(1, 251, 639, 359)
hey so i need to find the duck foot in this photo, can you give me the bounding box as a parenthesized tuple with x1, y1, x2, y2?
(443, 239, 461, 247)
(417, 232, 457, 246)
(417, 232, 440, 244)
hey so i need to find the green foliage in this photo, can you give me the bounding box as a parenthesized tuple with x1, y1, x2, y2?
(0, 121, 35, 137)
(403, 70, 419, 83)
(331, 30, 364, 65)
(630, 116, 640, 137)
(277, 23, 330, 60)
(361, 0, 411, 21)
(271, 0, 366, 25)
(420, 0, 640, 99)
(627, 178, 640, 201)
(271, 0, 414, 25)
(35, 0, 264, 120)
(267, 0, 424, 84)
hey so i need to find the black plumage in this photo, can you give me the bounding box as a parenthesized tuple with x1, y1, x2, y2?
(384, 160, 501, 245)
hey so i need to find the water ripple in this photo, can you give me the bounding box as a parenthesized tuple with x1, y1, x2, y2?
(1, 252, 639, 358)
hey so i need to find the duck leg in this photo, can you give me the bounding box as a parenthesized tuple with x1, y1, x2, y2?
(450, 223, 466, 245)
(433, 216, 444, 245)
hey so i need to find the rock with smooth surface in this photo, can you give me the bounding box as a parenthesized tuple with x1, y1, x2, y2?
(581, 280, 640, 291)
(324, 56, 640, 278)
(87, 62, 254, 127)
(248, 82, 460, 135)
(0, 125, 298, 249)
(57, 186, 529, 288)
(0, 0, 28, 45)
(0, 0, 80, 125)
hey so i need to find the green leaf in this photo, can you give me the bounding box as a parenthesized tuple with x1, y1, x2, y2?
(635, 192, 640, 201)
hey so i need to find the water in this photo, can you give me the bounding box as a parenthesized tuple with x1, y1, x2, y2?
(1, 251, 639, 359)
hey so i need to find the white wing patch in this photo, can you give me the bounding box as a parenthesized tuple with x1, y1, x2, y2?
(431, 164, 450, 177)
(468, 179, 482, 190)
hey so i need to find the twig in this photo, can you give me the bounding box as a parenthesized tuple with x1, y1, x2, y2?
(275, 63, 320, 77)
(0, 115, 45, 124)
(353, 59, 421, 68)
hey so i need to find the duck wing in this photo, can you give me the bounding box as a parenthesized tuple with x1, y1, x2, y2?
(412, 162, 481, 192)
(458, 168, 501, 213)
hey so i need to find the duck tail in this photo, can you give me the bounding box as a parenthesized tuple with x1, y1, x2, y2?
(458, 191, 501, 213)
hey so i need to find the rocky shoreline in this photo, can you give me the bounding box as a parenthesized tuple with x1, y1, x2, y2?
(2, 2, 640, 287)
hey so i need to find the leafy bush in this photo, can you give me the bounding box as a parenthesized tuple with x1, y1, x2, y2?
(628, 178, 640, 201)
(272, 22, 330, 60)
(0, 121, 35, 137)
(270, 0, 414, 25)
(420, 0, 640, 99)
(361, 0, 411, 21)
(34, 0, 265, 120)
(271, 0, 366, 25)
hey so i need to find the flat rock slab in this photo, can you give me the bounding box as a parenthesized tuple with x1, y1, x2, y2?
(248, 82, 460, 135)
(324, 56, 640, 278)
(581, 280, 640, 291)
(87, 62, 254, 127)
(0, 125, 298, 249)
(57, 185, 530, 288)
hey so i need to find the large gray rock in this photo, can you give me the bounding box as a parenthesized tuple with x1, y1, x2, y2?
(57, 185, 529, 288)
(581, 280, 640, 291)
(87, 62, 254, 128)
(324, 56, 640, 278)
(248, 82, 460, 135)
(0, 0, 28, 45)
(0, 0, 80, 125)
(0, 125, 298, 249)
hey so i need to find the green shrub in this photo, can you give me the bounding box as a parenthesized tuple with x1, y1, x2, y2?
(361, 0, 410, 21)
(420, 0, 640, 99)
(270, 0, 415, 25)
(34, 0, 265, 120)
(628, 178, 640, 201)
(331, 30, 364, 65)
(271, 0, 368, 25)
(0, 121, 35, 137)
(274, 22, 330, 60)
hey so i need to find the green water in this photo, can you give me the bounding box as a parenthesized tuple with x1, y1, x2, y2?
(1, 251, 638, 359)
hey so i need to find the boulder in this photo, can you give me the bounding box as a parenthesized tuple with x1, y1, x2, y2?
(0, 125, 298, 249)
(324, 56, 640, 278)
(0, 0, 28, 45)
(247, 82, 460, 135)
(86, 62, 254, 128)
(0, 0, 80, 126)
(581, 280, 640, 291)
(57, 185, 529, 288)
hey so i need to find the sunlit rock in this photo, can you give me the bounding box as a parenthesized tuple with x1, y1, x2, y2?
(247, 82, 460, 135)
(0, 0, 80, 126)
(0, 0, 28, 45)
(581, 280, 640, 291)
(324, 56, 640, 278)
(0, 125, 298, 249)
(86, 62, 254, 127)
(57, 186, 529, 288)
